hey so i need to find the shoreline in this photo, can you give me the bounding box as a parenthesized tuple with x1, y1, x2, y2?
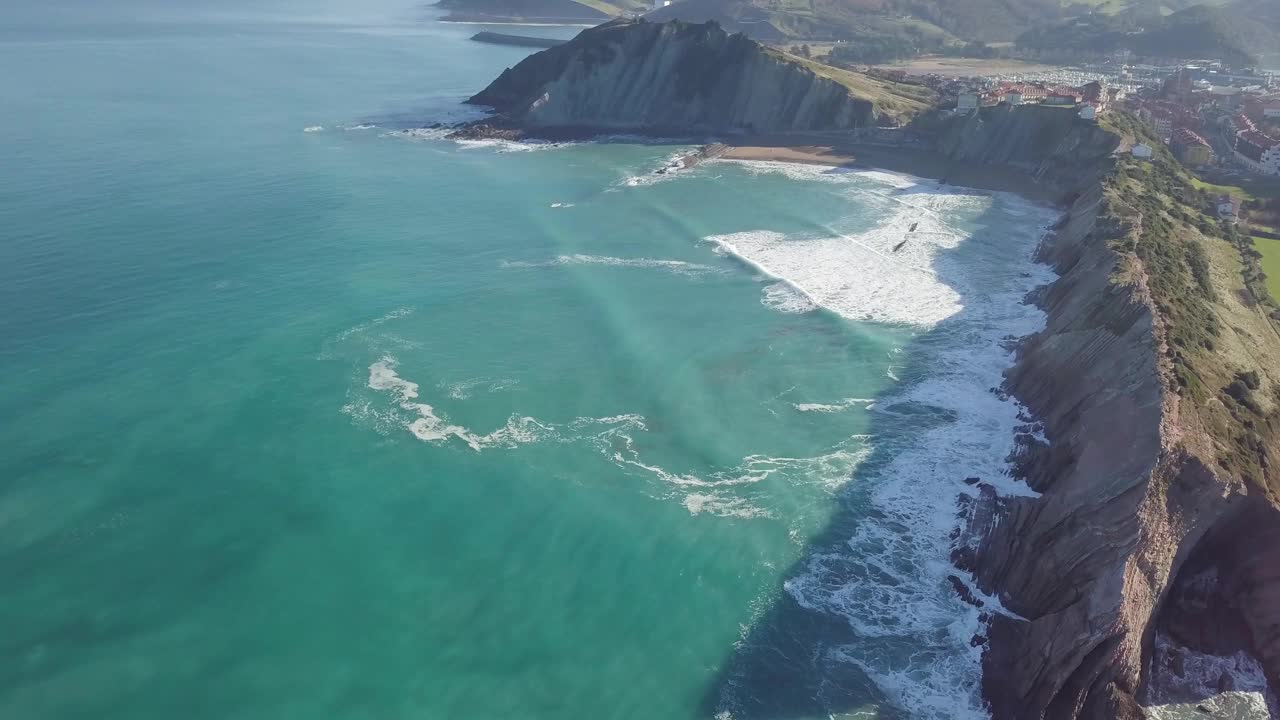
(718, 141, 1067, 205)
(446, 121, 1069, 206)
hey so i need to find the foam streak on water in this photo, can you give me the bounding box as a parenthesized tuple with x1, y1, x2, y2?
(501, 254, 718, 277)
(714, 163, 1059, 719)
(352, 356, 870, 518)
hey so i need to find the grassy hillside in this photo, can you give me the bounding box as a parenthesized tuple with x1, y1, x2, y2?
(1017, 0, 1280, 64)
(770, 46, 937, 120)
(1102, 111, 1280, 491)
(1255, 237, 1280, 304)
(439, 0, 1275, 62)
(649, 0, 1062, 42)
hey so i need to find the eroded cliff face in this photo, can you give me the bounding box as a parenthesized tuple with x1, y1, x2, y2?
(942, 107, 1280, 719)
(466, 19, 925, 134)
(927, 104, 1119, 189)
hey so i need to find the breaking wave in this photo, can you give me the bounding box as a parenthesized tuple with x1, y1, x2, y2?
(707, 171, 988, 327)
(708, 167, 1059, 720)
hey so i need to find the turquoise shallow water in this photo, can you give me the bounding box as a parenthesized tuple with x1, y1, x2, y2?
(0, 3, 1058, 719)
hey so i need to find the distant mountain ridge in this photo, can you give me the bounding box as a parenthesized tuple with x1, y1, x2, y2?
(1017, 0, 1280, 65)
(435, 0, 1278, 64)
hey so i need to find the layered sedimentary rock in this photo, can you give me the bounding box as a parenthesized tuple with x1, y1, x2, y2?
(940, 106, 1280, 718)
(933, 103, 1119, 187)
(466, 19, 927, 135)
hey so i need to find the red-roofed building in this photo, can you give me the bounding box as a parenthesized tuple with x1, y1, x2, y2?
(1172, 128, 1213, 167)
(1235, 131, 1280, 175)
(1140, 106, 1174, 140)
(1230, 114, 1258, 134)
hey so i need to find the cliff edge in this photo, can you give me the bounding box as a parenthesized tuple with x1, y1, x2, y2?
(943, 108, 1280, 718)
(463, 19, 932, 137)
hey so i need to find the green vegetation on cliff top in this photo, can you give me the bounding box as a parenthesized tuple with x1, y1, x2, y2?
(1255, 238, 1280, 305)
(1100, 111, 1280, 496)
(769, 47, 935, 119)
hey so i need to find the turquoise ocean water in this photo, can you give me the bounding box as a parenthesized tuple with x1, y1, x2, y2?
(0, 3, 1058, 718)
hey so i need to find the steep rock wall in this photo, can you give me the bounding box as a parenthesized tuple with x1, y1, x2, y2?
(929, 104, 1119, 188)
(467, 20, 892, 133)
(942, 108, 1280, 718)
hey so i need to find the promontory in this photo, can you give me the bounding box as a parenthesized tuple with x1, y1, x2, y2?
(458, 19, 1280, 720)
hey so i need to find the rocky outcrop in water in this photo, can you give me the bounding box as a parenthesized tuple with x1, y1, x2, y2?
(464, 19, 928, 136)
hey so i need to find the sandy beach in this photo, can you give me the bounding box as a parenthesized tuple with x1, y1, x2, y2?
(720, 140, 1067, 204)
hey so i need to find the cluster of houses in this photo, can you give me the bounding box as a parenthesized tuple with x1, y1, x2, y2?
(1126, 67, 1280, 176)
(1171, 127, 1214, 167)
(954, 79, 1117, 120)
(1222, 98, 1280, 176)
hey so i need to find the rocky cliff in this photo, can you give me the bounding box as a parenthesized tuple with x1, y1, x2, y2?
(942, 108, 1280, 718)
(464, 19, 931, 136)
(930, 103, 1118, 188)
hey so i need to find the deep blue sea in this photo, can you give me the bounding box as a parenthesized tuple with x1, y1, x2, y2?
(0, 2, 1059, 718)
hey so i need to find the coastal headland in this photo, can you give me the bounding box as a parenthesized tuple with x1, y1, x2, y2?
(456, 18, 1280, 719)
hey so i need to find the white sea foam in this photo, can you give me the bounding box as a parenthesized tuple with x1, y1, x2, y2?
(303, 125, 324, 133)
(362, 357, 554, 452)
(393, 127, 451, 142)
(720, 160, 923, 191)
(355, 357, 870, 515)
(441, 377, 519, 400)
(711, 173, 1059, 719)
(614, 149, 700, 187)
(707, 177, 983, 327)
(761, 282, 817, 314)
(683, 493, 771, 519)
(341, 123, 377, 131)
(387, 125, 566, 153)
(601, 424, 870, 496)
(501, 254, 717, 277)
(1144, 632, 1279, 720)
(317, 308, 414, 360)
(333, 307, 413, 343)
(550, 202, 574, 208)
(792, 398, 876, 413)
(454, 137, 564, 153)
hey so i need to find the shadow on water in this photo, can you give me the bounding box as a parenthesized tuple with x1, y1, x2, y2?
(698, 178, 1052, 720)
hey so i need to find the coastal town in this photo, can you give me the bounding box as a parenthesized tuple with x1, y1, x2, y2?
(844, 54, 1280, 300)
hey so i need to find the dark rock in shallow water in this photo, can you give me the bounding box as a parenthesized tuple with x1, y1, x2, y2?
(470, 31, 564, 49)
(947, 574, 985, 608)
(447, 123, 526, 141)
